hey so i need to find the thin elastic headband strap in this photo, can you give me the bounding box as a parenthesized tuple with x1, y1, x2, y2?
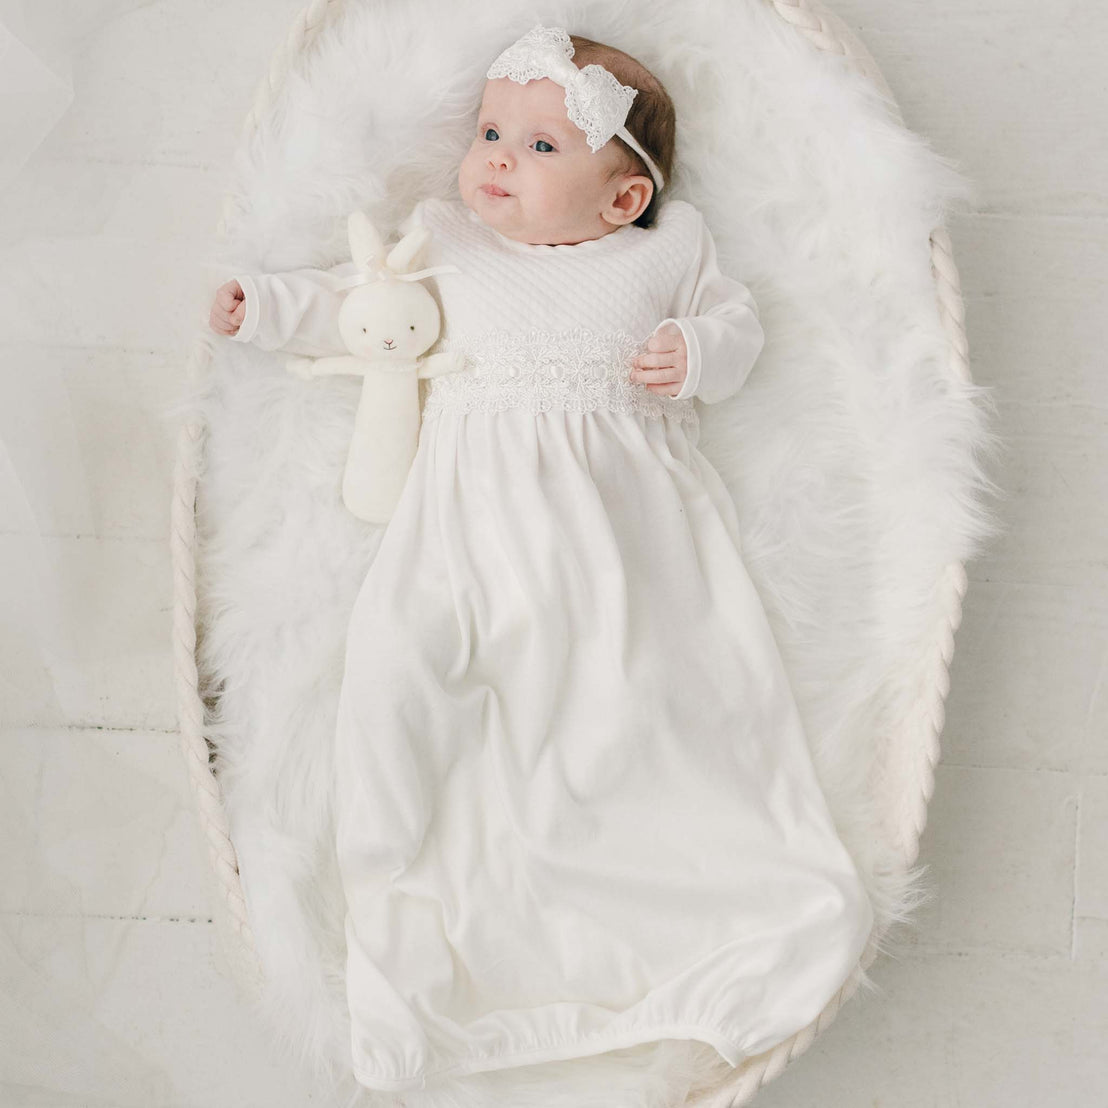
(616, 125, 665, 193)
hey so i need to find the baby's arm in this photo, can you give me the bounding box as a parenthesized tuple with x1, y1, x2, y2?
(213, 262, 359, 358)
(210, 199, 428, 358)
(644, 211, 765, 405)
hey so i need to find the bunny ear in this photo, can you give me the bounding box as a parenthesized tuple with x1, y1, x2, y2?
(386, 226, 431, 275)
(347, 211, 386, 272)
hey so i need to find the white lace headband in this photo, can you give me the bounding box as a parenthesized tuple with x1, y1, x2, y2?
(485, 24, 666, 194)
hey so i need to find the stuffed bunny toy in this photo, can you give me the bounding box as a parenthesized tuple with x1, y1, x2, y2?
(285, 209, 465, 523)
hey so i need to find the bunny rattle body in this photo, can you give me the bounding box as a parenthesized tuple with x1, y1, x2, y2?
(286, 210, 465, 523)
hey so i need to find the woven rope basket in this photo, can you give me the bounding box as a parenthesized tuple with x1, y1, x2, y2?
(171, 1, 973, 1103)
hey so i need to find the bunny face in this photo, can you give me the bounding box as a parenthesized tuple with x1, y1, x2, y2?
(335, 210, 445, 361)
(337, 279, 442, 361)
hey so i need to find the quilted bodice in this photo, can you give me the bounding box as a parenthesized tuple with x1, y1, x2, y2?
(411, 198, 702, 423)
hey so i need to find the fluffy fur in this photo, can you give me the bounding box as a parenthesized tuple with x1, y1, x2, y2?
(170, 0, 1004, 1104)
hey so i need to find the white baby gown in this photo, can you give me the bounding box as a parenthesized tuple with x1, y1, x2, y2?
(232, 196, 874, 1093)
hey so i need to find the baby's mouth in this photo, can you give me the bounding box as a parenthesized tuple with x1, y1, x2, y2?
(482, 183, 511, 197)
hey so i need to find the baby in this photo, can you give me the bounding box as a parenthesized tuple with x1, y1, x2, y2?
(212, 23, 874, 1106)
(210, 28, 764, 406)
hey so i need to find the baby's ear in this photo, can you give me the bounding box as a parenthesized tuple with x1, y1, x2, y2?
(387, 226, 431, 274)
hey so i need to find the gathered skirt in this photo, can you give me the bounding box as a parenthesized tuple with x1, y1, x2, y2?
(333, 402, 874, 1091)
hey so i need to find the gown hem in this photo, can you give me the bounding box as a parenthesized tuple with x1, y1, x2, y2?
(351, 1020, 746, 1091)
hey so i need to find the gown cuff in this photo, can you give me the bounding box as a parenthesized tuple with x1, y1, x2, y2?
(230, 273, 260, 345)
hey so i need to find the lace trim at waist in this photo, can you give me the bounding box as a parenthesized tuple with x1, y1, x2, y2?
(421, 326, 697, 423)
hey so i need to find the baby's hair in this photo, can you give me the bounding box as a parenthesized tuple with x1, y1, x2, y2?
(569, 34, 676, 229)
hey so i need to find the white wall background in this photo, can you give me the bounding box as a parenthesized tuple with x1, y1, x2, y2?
(1, 1, 1103, 1104)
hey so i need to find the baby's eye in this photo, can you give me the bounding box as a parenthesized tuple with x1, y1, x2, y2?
(483, 127, 498, 141)
(533, 139, 555, 153)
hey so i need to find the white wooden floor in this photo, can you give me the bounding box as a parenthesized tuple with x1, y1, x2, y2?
(1, 1, 1103, 1105)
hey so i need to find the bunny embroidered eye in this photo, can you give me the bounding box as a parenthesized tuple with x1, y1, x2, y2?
(410, 325, 415, 330)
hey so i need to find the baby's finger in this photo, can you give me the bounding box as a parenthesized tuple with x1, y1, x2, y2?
(216, 287, 241, 311)
(632, 366, 679, 384)
(209, 305, 236, 333)
(230, 301, 245, 322)
(633, 351, 676, 369)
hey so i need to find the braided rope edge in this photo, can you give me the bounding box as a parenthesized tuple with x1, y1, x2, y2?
(169, 0, 974, 1101)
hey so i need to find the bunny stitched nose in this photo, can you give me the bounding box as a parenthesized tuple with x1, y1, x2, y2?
(383, 339, 395, 350)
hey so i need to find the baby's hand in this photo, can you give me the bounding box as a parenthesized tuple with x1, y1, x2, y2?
(630, 322, 687, 397)
(209, 278, 246, 336)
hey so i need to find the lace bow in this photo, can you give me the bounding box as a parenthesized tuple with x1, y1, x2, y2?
(485, 25, 665, 191)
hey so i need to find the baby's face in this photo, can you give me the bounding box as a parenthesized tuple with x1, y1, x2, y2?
(458, 77, 643, 246)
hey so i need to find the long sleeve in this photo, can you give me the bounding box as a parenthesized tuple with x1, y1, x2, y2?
(653, 211, 765, 405)
(229, 200, 428, 357)
(228, 262, 359, 357)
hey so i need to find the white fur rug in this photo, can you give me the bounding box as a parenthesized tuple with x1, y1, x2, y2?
(174, 0, 1001, 1104)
